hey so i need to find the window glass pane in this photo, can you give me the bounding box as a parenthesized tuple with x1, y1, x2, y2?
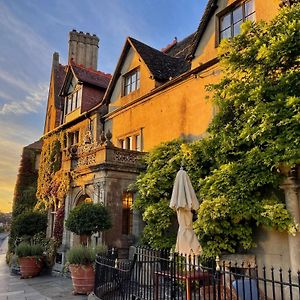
(65, 98, 68, 115)
(68, 98, 72, 114)
(245, 0, 255, 16)
(77, 89, 82, 107)
(75, 92, 78, 108)
(233, 5, 243, 23)
(129, 136, 133, 150)
(220, 13, 231, 31)
(125, 85, 130, 96)
(131, 72, 137, 84)
(246, 12, 255, 22)
(136, 134, 141, 151)
(221, 28, 231, 40)
(125, 76, 131, 86)
(233, 20, 242, 36)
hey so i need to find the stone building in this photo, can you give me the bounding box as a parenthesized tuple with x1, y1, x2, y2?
(39, 0, 299, 273)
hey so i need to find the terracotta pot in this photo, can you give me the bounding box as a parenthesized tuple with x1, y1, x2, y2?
(69, 264, 95, 295)
(19, 256, 43, 279)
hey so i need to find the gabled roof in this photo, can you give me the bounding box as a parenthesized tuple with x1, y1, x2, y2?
(60, 62, 111, 96)
(71, 62, 111, 89)
(129, 37, 190, 81)
(164, 33, 196, 59)
(189, 0, 218, 59)
(103, 36, 191, 104)
(53, 64, 66, 109)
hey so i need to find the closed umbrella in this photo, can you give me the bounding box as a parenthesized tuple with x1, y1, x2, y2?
(170, 167, 202, 256)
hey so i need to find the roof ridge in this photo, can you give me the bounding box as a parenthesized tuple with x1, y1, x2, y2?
(70, 60, 111, 78)
(129, 36, 187, 62)
(161, 37, 177, 53)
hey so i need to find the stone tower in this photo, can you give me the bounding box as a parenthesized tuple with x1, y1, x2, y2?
(68, 30, 99, 70)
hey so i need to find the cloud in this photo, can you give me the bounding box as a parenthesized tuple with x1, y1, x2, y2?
(0, 2, 52, 67)
(0, 69, 33, 94)
(0, 83, 48, 115)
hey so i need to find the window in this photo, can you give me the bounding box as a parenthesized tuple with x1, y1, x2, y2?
(122, 192, 133, 235)
(68, 130, 80, 146)
(123, 68, 140, 96)
(64, 88, 82, 116)
(219, 0, 255, 42)
(118, 130, 143, 151)
(135, 134, 142, 151)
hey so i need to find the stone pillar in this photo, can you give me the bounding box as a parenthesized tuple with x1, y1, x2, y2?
(281, 177, 300, 275)
(61, 193, 71, 249)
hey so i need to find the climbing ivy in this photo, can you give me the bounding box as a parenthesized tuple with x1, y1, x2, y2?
(194, 3, 300, 257)
(36, 132, 70, 209)
(134, 4, 300, 256)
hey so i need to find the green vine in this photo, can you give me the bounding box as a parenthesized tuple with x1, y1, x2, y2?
(133, 4, 300, 257)
(36, 132, 70, 209)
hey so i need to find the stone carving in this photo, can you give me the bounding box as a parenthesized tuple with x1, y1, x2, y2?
(94, 181, 105, 204)
(77, 153, 96, 167)
(83, 130, 92, 144)
(114, 150, 139, 164)
(77, 143, 97, 156)
(100, 130, 106, 145)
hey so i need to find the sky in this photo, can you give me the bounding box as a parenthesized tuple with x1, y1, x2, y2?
(0, 0, 207, 213)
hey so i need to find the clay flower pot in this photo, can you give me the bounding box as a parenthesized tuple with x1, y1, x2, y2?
(69, 264, 95, 295)
(19, 256, 43, 279)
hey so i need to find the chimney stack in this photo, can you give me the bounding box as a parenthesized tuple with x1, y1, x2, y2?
(52, 52, 59, 67)
(68, 29, 99, 70)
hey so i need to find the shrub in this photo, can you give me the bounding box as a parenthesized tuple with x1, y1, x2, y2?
(15, 242, 43, 257)
(66, 245, 96, 265)
(12, 210, 47, 238)
(65, 202, 111, 237)
(94, 244, 108, 256)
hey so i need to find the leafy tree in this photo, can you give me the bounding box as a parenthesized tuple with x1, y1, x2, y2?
(65, 202, 112, 245)
(194, 3, 300, 257)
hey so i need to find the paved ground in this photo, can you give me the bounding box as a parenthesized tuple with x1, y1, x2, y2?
(0, 234, 88, 300)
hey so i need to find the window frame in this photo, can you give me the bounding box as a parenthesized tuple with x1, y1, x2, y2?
(216, 0, 255, 46)
(64, 87, 82, 117)
(123, 68, 140, 96)
(122, 192, 133, 235)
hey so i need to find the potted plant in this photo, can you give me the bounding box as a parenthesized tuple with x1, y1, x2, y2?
(66, 245, 96, 294)
(65, 202, 112, 294)
(15, 242, 44, 279)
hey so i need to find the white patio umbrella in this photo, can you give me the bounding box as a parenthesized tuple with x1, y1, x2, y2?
(170, 167, 202, 257)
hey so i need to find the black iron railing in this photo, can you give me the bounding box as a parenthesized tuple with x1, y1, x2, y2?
(94, 246, 300, 300)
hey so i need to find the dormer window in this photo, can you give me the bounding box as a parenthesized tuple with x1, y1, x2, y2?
(218, 0, 255, 43)
(64, 88, 82, 115)
(123, 68, 140, 96)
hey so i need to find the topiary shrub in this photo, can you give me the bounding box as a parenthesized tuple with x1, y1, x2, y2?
(12, 210, 47, 239)
(65, 202, 112, 245)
